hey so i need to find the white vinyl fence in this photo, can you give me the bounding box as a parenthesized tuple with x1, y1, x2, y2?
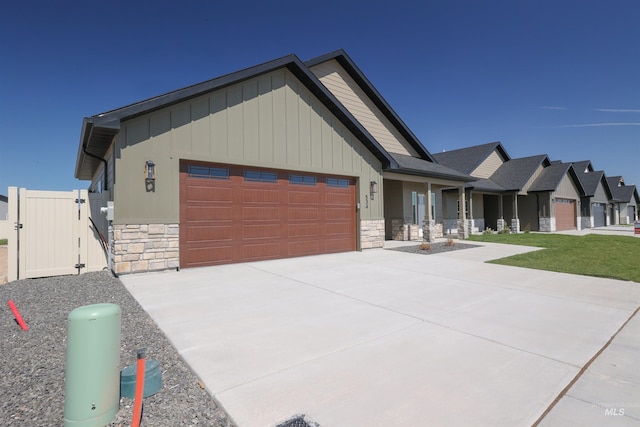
(7, 187, 109, 281)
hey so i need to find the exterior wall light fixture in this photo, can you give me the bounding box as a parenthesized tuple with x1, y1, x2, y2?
(370, 180, 378, 200)
(145, 161, 156, 192)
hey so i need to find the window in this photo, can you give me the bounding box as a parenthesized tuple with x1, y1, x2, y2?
(289, 175, 316, 186)
(244, 170, 278, 183)
(188, 166, 229, 179)
(326, 178, 349, 188)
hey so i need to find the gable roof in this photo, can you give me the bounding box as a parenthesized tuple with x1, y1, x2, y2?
(305, 49, 435, 162)
(432, 141, 510, 175)
(607, 176, 640, 203)
(75, 53, 402, 180)
(572, 160, 593, 173)
(489, 155, 550, 192)
(528, 162, 585, 195)
(577, 170, 612, 198)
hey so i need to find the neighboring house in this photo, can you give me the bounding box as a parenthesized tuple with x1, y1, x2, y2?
(435, 143, 587, 232)
(571, 161, 613, 228)
(527, 162, 585, 231)
(433, 141, 510, 233)
(0, 194, 7, 220)
(75, 50, 472, 274)
(606, 176, 639, 224)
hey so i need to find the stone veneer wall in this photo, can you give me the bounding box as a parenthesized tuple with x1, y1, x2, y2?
(580, 216, 593, 229)
(539, 217, 556, 232)
(360, 219, 385, 249)
(112, 224, 179, 275)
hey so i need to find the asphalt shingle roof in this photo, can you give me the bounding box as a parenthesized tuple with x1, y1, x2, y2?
(572, 160, 593, 173)
(577, 170, 606, 197)
(607, 176, 639, 203)
(389, 153, 475, 181)
(432, 142, 509, 175)
(489, 155, 549, 192)
(529, 162, 575, 192)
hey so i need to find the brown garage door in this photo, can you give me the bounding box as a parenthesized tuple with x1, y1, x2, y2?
(179, 161, 356, 268)
(555, 198, 576, 231)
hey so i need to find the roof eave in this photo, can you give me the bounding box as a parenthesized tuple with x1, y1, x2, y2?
(75, 52, 399, 179)
(306, 50, 436, 162)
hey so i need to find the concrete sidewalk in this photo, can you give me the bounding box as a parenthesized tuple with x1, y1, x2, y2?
(121, 241, 640, 426)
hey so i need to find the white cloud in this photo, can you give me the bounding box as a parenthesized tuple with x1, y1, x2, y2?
(557, 122, 640, 128)
(540, 106, 567, 110)
(595, 108, 640, 113)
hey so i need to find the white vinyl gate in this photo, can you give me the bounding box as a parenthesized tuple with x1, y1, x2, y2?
(7, 187, 108, 281)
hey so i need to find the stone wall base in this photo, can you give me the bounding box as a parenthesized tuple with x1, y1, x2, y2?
(112, 224, 179, 275)
(361, 219, 385, 249)
(497, 218, 506, 232)
(390, 218, 421, 241)
(457, 219, 469, 239)
(511, 218, 520, 234)
(539, 217, 556, 232)
(422, 219, 436, 243)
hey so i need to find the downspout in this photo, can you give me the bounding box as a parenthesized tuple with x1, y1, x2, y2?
(82, 143, 109, 191)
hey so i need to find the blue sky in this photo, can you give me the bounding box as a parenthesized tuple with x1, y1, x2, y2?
(2, 0, 639, 194)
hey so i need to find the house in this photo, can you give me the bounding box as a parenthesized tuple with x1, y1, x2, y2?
(433, 142, 510, 233)
(606, 176, 639, 224)
(571, 161, 613, 228)
(435, 143, 586, 232)
(75, 50, 472, 274)
(526, 162, 585, 231)
(0, 194, 7, 220)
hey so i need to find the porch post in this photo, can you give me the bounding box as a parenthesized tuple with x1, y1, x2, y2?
(423, 182, 435, 242)
(511, 193, 520, 233)
(497, 194, 505, 232)
(467, 189, 474, 234)
(457, 186, 469, 239)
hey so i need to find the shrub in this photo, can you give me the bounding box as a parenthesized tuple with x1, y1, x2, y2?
(418, 242, 431, 251)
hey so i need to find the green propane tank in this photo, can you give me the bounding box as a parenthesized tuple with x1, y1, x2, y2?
(64, 303, 121, 426)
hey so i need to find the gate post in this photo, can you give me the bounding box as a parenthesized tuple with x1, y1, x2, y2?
(7, 187, 18, 282)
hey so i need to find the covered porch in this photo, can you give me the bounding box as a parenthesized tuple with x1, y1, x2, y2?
(383, 172, 473, 242)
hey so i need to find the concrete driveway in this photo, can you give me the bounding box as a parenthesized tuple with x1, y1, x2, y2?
(121, 241, 640, 426)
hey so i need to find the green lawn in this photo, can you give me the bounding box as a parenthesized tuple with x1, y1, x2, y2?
(0, 239, 6, 246)
(468, 233, 640, 283)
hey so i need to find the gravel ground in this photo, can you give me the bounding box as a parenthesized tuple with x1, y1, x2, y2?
(385, 241, 479, 255)
(0, 271, 236, 427)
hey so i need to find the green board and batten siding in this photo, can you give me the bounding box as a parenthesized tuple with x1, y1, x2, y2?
(112, 68, 383, 225)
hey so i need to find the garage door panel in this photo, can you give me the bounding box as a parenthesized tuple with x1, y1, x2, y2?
(289, 191, 320, 204)
(287, 240, 320, 256)
(288, 224, 321, 238)
(325, 237, 355, 252)
(185, 225, 233, 241)
(242, 224, 281, 239)
(288, 208, 319, 220)
(326, 192, 353, 205)
(242, 207, 281, 221)
(242, 188, 280, 203)
(326, 207, 352, 220)
(187, 206, 233, 221)
(325, 223, 352, 236)
(186, 246, 233, 266)
(241, 243, 281, 261)
(186, 186, 233, 202)
(180, 162, 355, 268)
